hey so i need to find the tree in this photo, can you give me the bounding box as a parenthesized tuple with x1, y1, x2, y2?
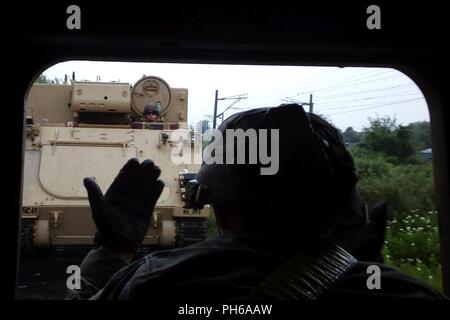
(361, 116, 415, 163)
(396, 125, 415, 160)
(342, 126, 363, 144)
(406, 121, 431, 151)
(35, 74, 52, 84)
(35, 74, 63, 84)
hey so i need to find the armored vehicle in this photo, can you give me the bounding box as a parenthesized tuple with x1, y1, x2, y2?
(21, 75, 209, 253)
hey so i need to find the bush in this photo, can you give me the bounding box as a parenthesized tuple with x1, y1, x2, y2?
(383, 211, 442, 291)
(354, 155, 436, 219)
(350, 147, 442, 292)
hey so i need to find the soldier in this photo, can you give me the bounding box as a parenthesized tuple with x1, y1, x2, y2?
(71, 104, 446, 300)
(143, 104, 160, 123)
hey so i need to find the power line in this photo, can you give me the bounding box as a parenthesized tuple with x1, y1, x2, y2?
(314, 83, 415, 100)
(295, 70, 394, 95)
(245, 81, 414, 105)
(316, 91, 422, 108)
(246, 69, 400, 102)
(318, 95, 423, 111)
(297, 71, 401, 95)
(318, 87, 421, 103)
(212, 90, 248, 128)
(295, 69, 388, 95)
(247, 69, 387, 100)
(281, 94, 314, 113)
(246, 68, 341, 99)
(230, 90, 422, 114)
(315, 87, 418, 103)
(325, 98, 425, 116)
(245, 83, 416, 103)
(275, 68, 341, 89)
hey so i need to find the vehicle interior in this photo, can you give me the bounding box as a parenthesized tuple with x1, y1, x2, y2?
(9, 2, 449, 300)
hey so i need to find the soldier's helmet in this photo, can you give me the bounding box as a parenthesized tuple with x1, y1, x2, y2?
(194, 104, 358, 212)
(143, 104, 160, 116)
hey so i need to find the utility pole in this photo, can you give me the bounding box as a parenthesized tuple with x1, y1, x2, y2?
(281, 94, 314, 113)
(213, 90, 219, 129)
(309, 94, 314, 113)
(212, 91, 248, 129)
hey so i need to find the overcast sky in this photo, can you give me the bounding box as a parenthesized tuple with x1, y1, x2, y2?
(41, 61, 429, 132)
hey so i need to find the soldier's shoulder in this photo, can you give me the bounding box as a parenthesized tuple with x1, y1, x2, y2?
(115, 237, 280, 299)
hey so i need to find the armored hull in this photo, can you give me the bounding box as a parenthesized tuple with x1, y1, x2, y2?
(21, 76, 209, 252)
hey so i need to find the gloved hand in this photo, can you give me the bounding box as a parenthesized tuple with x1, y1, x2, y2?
(83, 158, 164, 254)
(333, 201, 388, 263)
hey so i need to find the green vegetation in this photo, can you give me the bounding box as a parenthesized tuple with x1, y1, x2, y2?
(383, 211, 441, 291)
(347, 117, 441, 291)
(207, 207, 219, 238)
(34, 74, 63, 84)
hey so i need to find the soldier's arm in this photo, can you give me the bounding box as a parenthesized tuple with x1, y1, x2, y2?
(71, 158, 164, 299)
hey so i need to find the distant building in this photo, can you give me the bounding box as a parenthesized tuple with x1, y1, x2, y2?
(195, 119, 213, 143)
(417, 148, 432, 161)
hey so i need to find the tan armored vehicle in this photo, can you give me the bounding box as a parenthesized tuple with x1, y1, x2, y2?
(22, 75, 209, 253)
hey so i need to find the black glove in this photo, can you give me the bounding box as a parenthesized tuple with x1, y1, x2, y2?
(333, 201, 388, 263)
(83, 158, 164, 253)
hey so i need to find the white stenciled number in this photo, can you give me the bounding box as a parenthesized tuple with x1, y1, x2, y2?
(66, 5, 81, 30)
(66, 265, 81, 290)
(366, 265, 381, 290)
(366, 5, 381, 30)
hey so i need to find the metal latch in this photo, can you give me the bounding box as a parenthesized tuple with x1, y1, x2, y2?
(50, 211, 63, 228)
